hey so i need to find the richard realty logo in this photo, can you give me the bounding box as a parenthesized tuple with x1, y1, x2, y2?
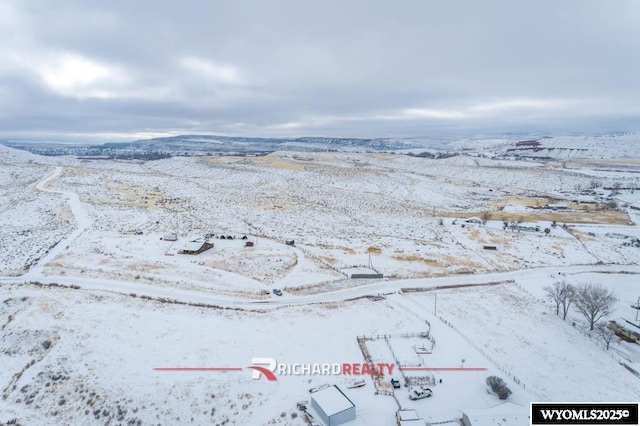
(153, 356, 484, 380)
(247, 357, 395, 381)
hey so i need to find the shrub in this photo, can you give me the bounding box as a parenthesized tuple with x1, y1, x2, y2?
(486, 376, 512, 400)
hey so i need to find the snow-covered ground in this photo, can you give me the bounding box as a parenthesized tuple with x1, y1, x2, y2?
(1, 143, 640, 425)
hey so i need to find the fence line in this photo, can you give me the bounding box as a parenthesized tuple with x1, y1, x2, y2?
(437, 316, 539, 398)
(357, 331, 430, 340)
(384, 335, 406, 383)
(296, 246, 350, 278)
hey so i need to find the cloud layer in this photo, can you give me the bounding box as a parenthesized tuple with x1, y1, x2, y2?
(1, 0, 639, 141)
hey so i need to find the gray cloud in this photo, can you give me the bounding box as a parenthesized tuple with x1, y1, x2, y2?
(1, 0, 639, 141)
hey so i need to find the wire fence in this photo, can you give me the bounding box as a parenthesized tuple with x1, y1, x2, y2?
(437, 316, 539, 398)
(357, 331, 431, 340)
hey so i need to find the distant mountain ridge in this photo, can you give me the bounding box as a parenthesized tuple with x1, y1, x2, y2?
(2, 131, 639, 160)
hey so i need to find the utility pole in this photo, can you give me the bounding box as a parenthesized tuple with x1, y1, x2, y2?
(434, 292, 437, 316)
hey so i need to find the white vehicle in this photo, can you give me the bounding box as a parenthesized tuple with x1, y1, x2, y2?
(408, 386, 433, 400)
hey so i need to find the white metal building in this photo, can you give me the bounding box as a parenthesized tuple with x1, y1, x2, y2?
(397, 409, 427, 426)
(310, 385, 356, 426)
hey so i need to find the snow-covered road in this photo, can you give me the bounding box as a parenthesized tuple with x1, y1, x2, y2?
(27, 166, 92, 276)
(3, 263, 638, 310)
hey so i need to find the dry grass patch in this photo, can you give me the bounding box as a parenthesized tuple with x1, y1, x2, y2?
(442, 254, 485, 270)
(487, 232, 510, 247)
(468, 229, 480, 239)
(244, 155, 304, 170)
(564, 228, 597, 241)
(490, 196, 549, 209)
(125, 262, 164, 272)
(392, 254, 445, 268)
(438, 209, 631, 225)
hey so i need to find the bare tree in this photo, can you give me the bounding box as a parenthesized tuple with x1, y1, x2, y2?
(596, 322, 616, 350)
(561, 284, 575, 320)
(572, 283, 617, 330)
(481, 211, 491, 226)
(544, 281, 574, 319)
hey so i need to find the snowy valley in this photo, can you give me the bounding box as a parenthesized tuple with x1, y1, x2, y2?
(1, 135, 640, 426)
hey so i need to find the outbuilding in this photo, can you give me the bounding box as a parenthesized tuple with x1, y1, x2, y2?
(178, 240, 214, 255)
(547, 203, 568, 211)
(397, 409, 426, 425)
(310, 385, 355, 426)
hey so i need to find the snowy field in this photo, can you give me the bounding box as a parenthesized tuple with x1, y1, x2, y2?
(1, 142, 640, 425)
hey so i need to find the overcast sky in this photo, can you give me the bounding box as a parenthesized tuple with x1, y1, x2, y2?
(1, 0, 639, 141)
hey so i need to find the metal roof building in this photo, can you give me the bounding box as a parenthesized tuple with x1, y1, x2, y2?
(310, 385, 356, 426)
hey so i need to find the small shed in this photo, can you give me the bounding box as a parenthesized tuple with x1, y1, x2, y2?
(310, 385, 355, 426)
(245, 241, 254, 247)
(351, 273, 384, 279)
(483, 245, 497, 250)
(163, 234, 178, 241)
(286, 240, 295, 246)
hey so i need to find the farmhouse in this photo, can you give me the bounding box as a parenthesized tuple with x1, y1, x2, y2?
(178, 240, 214, 255)
(310, 385, 356, 426)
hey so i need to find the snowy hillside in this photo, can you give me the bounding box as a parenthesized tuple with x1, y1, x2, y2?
(496, 132, 640, 159)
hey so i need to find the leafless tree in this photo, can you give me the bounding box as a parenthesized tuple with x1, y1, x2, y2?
(481, 211, 491, 226)
(572, 283, 617, 330)
(544, 281, 574, 319)
(596, 322, 616, 350)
